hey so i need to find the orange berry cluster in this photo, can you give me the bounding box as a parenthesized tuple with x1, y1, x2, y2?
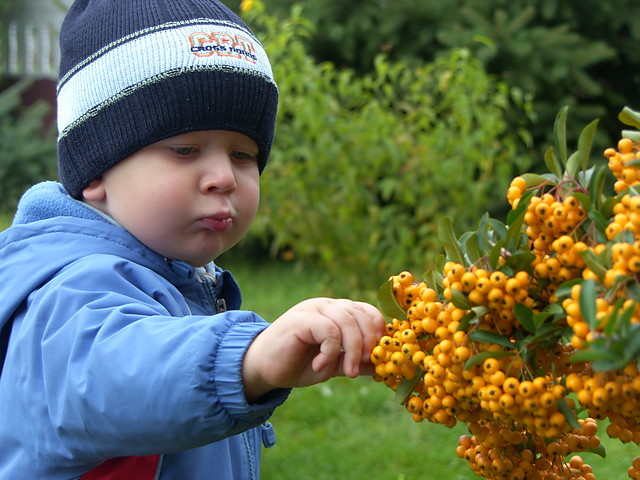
(457, 418, 599, 480)
(442, 264, 533, 337)
(374, 270, 597, 479)
(607, 193, 640, 241)
(628, 457, 640, 480)
(606, 137, 640, 194)
(374, 137, 640, 479)
(509, 181, 588, 305)
(562, 282, 640, 350)
(565, 365, 640, 444)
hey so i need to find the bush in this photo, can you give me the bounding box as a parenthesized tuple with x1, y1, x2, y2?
(233, 0, 640, 160)
(0, 80, 57, 213)
(243, 5, 532, 294)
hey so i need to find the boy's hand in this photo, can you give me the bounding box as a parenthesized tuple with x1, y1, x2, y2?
(242, 298, 385, 403)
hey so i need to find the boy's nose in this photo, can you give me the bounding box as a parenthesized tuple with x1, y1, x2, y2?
(200, 154, 237, 193)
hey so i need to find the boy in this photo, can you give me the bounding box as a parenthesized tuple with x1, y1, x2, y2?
(0, 0, 385, 478)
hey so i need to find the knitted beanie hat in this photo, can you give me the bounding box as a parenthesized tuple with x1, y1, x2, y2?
(56, 0, 278, 199)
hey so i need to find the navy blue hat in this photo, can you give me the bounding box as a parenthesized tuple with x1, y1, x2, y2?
(56, 0, 278, 199)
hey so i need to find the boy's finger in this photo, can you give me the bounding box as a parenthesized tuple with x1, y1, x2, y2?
(348, 301, 386, 363)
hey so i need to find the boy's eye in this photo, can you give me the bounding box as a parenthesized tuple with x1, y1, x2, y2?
(172, 146, 199, 156)
(232, 151, 258, 163)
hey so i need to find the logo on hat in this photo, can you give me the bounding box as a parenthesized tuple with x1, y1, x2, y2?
(189, 32, 258, 63)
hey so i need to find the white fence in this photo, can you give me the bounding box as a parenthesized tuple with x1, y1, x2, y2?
(1, 20, 60, 79)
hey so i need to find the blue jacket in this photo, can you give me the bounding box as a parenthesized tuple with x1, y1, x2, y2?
(0, 182, 290, 479)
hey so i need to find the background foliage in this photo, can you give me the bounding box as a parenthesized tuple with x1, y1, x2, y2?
(0, 80, 57, 213)
(242, 6, 531, 295)
(230, 0, 640, 155)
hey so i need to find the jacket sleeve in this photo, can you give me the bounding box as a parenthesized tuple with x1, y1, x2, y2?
(17, 255, 289, 461)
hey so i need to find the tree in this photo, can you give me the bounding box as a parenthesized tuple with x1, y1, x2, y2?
(230, 0, 640, 154)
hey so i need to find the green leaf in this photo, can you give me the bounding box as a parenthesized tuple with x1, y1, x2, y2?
(547, 302, 566, 316)
(572, 191, 591, 212)
(489, 240, 504, 270)
(532, 311, 556, 331)
(587, 165, 608, 209)
(565, 151, 581, 181)
(588, 443, 607, 459)
(514, 303, 535, 334)
(619, 106, 640, 129)
(604, 298, 635, 336)
(488, 219, 508, 239)
(377, 279, 407, 321)
(553, 106, 569, 167)
(477, 213, 490, 253)
(437, 216, 465, 265)
(434, 254, 446, 278)
(469, 329, 517, 350)
(570, 343, 624, 371)
(505, 191, 533, 250)
(424, 268, 444, 297)
(450, 289, 471, 310)
(579, 249, 608, 281)
(579, 279, 598, 329)
(621, 130, 640, 142)
(567, 118, 599, 177)
(554, 278, 583, 299)
(458, 306, 489, 331)
(506, 190, 532, 225)
(504, 250, 536, 274)
(628, 282, 640, 302)
(395, 372, 422, 404)
(464, 232, 482, 264)
(458, 310, 475, 332)
(592, 356, 627, 372)
(520, 173, 551, 188)
(588, 208, 610, 233)
(544, 146, 562, 178)
(557, 398, 581, 430)
(622, 323, 640, 362)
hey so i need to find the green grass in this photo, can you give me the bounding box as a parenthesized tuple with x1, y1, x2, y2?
(225, 253, 639, 480)
(217, 250, 334, 321)
(261, 376, 475, 480)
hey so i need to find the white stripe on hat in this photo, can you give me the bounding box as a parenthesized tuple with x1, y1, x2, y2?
(57, 20, 274, 139)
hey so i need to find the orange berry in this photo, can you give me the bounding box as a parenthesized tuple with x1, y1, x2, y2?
(489, 271, 507, 288)
(619, 137, 635, 154)
(483, 358, 501, 375)
(510, 176, 527, 191)
(518, 380, 535, 398)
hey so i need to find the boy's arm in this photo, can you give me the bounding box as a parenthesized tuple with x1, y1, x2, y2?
(242, 298, 385, 403)
(27, 258, 284, 458)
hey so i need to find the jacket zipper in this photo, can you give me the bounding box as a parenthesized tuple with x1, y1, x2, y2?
(201, 272, 227, 313)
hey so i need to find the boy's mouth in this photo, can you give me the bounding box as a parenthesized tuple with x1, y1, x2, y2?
(200, 215, 233, 232)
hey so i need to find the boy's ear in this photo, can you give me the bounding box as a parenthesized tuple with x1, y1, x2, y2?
(82, 178, 106, 201)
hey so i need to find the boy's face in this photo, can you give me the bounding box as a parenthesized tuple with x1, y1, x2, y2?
(83, 130, 261, 266)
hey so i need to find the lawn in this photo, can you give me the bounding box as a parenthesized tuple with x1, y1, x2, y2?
(223, 251, 639, 480)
